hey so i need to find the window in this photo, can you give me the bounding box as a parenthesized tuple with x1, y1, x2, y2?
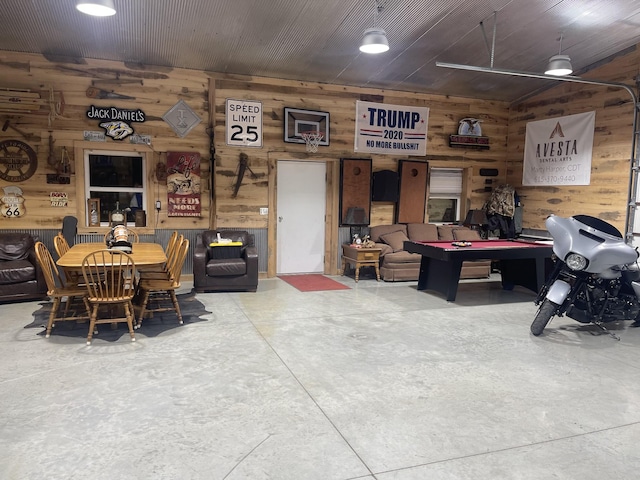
(84, 150, 146, 226)
(427, 168, 462, 223)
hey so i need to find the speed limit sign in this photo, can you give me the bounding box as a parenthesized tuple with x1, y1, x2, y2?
(226, 99, 263, 148)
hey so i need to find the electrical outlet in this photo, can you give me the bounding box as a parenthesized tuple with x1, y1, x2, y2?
(155, 200, 161, 210)
(260, 207, 268, 215)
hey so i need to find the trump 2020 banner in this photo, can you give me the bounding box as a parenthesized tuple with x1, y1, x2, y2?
(523, 111, 595, 186)
(354, 101, 428, 155)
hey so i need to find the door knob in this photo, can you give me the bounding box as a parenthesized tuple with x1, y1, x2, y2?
(278, 216, 283, 222)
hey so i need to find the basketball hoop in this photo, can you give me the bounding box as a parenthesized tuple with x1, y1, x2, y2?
(300, 131, 324, 153)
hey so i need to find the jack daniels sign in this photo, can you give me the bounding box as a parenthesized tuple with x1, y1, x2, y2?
(86, 105, 146, 141)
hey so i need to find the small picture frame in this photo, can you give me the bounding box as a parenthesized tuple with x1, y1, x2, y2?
(87, 198, 100, 226)
(284, 107, 330, 146)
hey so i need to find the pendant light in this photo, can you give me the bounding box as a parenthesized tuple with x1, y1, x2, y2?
(545, 33, 572, 76)
(76, 0, 116, 17)
(359, 1, 389, 54)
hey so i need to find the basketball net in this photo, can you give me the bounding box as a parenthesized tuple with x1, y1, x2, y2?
(301, 131, 324, 153)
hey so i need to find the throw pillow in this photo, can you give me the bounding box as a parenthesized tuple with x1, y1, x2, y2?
(437, 225, 457, 241)
(407, 223, 438, 241)
(379, 230, 410, 252)
(453, 228, 481, 241)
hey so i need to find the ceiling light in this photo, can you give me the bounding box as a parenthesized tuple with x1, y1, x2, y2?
(360, 1, 389, 54)
(545, 33, 572, 76)
(76, 0, 116, 17)
(545, 54, 573, 76)
(360, 28, 389, 54)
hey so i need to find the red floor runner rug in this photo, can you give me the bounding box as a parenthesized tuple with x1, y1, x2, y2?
(278, 274, 351, 292)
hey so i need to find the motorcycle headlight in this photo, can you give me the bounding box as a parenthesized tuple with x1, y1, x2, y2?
(566, 253, 588, 271)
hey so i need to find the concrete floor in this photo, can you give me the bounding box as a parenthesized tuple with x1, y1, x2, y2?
(2, 273, 640, 480)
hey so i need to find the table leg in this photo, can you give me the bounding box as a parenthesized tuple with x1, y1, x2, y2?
(417, 256, 463, 301)
(341, 257, 346, 276)
(375, 263, 380, 281)
(355, 264, 360, 282)
(500, 258, 541, 293)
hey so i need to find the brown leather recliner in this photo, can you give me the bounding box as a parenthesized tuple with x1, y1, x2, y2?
(193, 230, 258, 293)
(0, 232, 47, 303)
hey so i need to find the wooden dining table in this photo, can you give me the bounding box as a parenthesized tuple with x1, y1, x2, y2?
(57, 242, 167, 272)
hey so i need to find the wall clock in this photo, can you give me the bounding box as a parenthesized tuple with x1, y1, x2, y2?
(0, 139, 38, 182)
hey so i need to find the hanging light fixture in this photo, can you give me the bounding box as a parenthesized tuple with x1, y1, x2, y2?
(360, 1, 389, 54)
(545, 33, 573, 76)
(76, 0, 116, 17)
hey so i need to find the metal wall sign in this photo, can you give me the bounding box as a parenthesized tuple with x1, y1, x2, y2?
(86, 105, 146, 141)
(163, 99, 201, 138)
(1, 186, 26, 217)
(166, 151, 201, 217)
(225, 99, 263, 147)
(0, 139, 37, 182)
(83, 131, 106, 142)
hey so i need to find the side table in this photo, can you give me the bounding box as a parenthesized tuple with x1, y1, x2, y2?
(341, 244, 381, 282)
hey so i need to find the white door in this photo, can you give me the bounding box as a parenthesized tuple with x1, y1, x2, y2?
(277, 161, 326, 274)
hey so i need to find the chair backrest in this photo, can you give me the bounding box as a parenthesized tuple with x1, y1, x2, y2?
(128, 229, 140, 243)
(169, 238, 189, 285)
(34, 241, 62, 294)
(201, 230, 251, 247)
(53, 233, 70, 258)
(103, 227, 140, 244)
(82, 250, 136, 301)
(165, 231, 181, 261)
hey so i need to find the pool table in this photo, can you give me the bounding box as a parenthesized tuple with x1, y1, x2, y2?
(404, 239, 554, 301)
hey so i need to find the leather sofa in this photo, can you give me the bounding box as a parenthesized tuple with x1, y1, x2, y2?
(369, 223, 492, 282)
(193, 230, 258, 292)
(0, 232, 47, 303)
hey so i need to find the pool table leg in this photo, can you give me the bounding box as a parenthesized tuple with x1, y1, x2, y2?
(417, 256, 464, 301)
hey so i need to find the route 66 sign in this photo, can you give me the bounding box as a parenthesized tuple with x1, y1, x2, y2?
(0, 139, 38, 182)
(1, 185, 26, 218)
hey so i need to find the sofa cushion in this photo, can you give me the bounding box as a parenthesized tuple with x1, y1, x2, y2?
(379, 230, 410, 252)
(453, 228, 482, 241)
(206, 258, 247, 276)
(0, 233, 33, 261)
(0, 260, 36, 285)
(407, 223, 438, 242)
(369, 224, 407, 242)
(437, 225, 458, 241)
(383, 251, 422, 264)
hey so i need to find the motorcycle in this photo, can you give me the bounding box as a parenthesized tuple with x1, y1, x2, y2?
(531, 214, 640, 339)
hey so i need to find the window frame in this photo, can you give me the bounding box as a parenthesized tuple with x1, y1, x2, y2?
(83, 149, 146, 227)
(427, 167, 463, 223)
(74, 143, 151, 231)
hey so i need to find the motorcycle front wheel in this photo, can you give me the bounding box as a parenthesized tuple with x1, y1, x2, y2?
(531, 299, 559, 336)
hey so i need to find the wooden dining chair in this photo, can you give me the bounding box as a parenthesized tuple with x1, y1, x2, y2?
(81, 249, 137, 345)
(53, 232, 70, 257)
(34, 241, 91, 339)
(136, 238, 189, 328)
(54, 232, 82, 287)
(138, 233, 183, 278)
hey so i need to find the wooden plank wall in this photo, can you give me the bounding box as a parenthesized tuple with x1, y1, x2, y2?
(0, 50, 510, 273)
(0, 51, 210, 232)
(506, 46, 639, 233)
(213, 76, 511, 229)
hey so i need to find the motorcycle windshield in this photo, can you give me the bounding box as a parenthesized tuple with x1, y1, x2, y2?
(546, 215, 638, 272)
